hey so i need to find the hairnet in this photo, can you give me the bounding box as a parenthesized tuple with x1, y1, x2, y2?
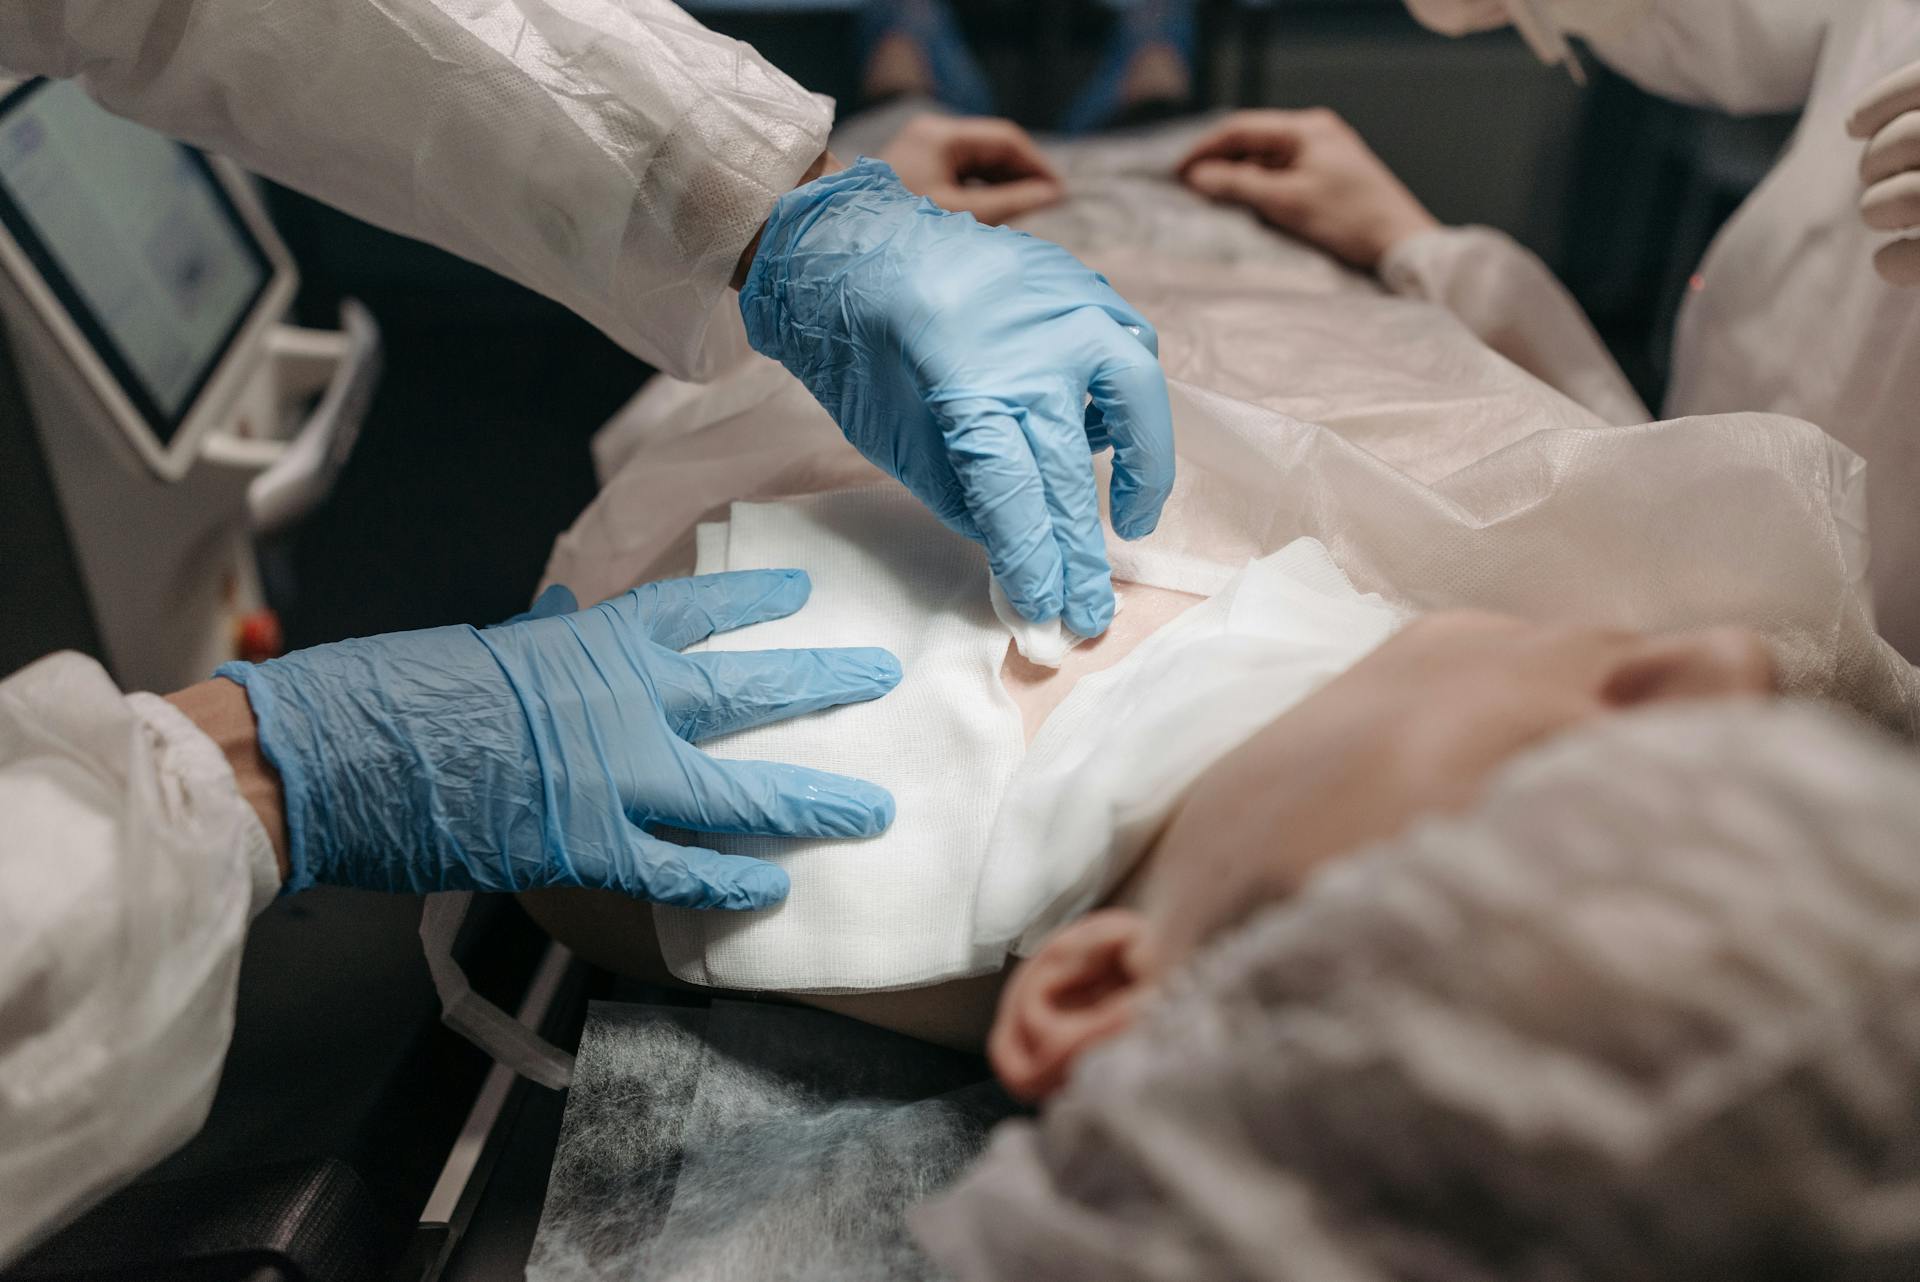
(917, 699, 1920, 1282)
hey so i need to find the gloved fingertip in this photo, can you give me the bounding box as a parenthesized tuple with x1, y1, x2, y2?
(766, 567, 812, 599)
(729, 567, 813, 621)
(728, 864, 792, 911)
(1110, 476, 1171, 541)
(531, 583, 578, 617)
(859, 784, 898, 834)
(1064, 593, 1115, 641)
(1001, 580, 1063, 625)
(788, 775, 897, 839)
(854, 647, 905, 690)
(822, 780, 897, 837)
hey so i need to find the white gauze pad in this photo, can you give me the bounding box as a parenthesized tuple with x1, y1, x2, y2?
(651, 486, 1026, 992)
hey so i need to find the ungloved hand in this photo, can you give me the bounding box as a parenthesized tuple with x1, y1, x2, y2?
(1401, 0, 1647, 39)
(215, 573, 901, 909)
(1848, 60, 1920, 287)
(878, 115, 1066, 225)
(740, 157, 1175, 639)
(1401, 0, 1513, 35)
(1178, 110, 1440, 270)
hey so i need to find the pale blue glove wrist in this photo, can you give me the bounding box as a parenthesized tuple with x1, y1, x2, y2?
(740, 157, 1175, 638)
(216, 573, 900, 909)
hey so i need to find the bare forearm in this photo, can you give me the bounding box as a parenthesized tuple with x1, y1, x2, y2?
(167, 678, 289, 883)
(732, 150, 844, 289)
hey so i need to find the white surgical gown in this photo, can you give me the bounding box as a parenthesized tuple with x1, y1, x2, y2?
(0, 0, 833, 1260)
(1402, 0, 1920, 657)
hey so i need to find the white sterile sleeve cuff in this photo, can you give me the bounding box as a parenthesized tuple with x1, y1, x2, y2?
(0, 656, 270, 1263)
(0, 0, 833, 380)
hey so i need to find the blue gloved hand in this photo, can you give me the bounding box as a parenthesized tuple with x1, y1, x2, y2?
(740, 157, 1176, 639)
(214, 572, 901, 909)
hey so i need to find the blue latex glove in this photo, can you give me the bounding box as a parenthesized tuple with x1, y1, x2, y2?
(214, 573, 901, 909)
(740, 157, 1176, 639)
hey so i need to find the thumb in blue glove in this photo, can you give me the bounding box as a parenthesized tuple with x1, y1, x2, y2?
(216, 570, 900, 910)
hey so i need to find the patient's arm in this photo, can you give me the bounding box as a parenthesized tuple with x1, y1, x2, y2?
(1177, 108, 1647, 425)
(876, 115, 1066, 226)
(1177, 109, 1439, 270)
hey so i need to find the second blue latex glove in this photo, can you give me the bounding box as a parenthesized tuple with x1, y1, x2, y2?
(215, 572, 900, 909)
(740, 158, 1176, 638)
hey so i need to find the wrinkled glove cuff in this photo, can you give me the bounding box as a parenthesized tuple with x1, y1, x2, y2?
(214, 658, 328, 894)
(738, 156, 923, 368)
(215, 624, 519, 895)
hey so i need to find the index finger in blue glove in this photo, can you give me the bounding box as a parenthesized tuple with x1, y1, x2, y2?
(946, 405, 1066, 624)
(620, 830, 793, 910)
(622, 569, 813, 651)
(661, 647, 904, 742)
(1089, 339, 1176, 541)
(647, 741, 896, 839)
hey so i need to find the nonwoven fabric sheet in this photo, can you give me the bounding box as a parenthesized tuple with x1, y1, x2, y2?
(528, 999, 1014, 1282)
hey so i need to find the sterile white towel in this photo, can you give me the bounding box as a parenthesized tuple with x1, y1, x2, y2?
(652, 487, 1027, 993)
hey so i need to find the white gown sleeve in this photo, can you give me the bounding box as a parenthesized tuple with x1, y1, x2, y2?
(0, 654, 280, 1266)
(1378, 225, 1650, 426)
(1560, 0, 1829, 116)
(0, 0, 834, 380)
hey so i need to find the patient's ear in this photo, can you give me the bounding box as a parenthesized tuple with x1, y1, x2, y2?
(1602, 627, 1777, 707)
(989, 909, 1150, 1104)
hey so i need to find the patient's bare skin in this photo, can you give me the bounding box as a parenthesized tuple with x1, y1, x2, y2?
(1178, 108, 1439, 270)
(989, 611, 1777, 1100)
(876, 115, 1066, 226)
(1000, 581, 1203, 741)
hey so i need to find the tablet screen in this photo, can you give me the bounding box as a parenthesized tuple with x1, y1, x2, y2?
(0, 78, 272, 448)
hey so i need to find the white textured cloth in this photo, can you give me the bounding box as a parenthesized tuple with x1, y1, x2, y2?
(0, 655, 279, 1265)
(652, 488, 1026, 993)
(978, 540, 1402, 960)
(0, 0, 834, 379)
(918, 699, 1920, 1282)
